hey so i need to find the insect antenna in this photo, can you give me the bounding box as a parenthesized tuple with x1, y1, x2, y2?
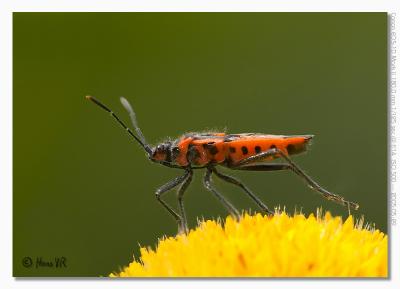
(86, 95, 152, 155)
(119, 97, 151, 152)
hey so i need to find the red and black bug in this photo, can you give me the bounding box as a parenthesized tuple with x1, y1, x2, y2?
(86, 95, 359, 234)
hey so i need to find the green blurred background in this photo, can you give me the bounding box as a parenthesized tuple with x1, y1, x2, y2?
(13, 13, 387, 276)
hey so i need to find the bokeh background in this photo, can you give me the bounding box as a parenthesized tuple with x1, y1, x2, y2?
(13, 13, 387, 276)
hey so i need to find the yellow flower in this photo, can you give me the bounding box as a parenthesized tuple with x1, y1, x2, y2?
(110, 211, 387, 277)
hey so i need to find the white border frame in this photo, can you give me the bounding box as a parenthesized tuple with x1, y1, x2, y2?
(1, 1, 399, 289)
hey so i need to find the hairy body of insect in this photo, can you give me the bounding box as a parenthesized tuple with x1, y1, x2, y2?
(86, 96, 359, 234)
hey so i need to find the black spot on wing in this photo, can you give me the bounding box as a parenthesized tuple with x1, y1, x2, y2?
(286, 143, 306, 155)
(286, 144, 296, 154)
(255, 146, 261, 154)
(187, 144, 201, 162)
(210, 146, 219, 155)
(241, 146, 248, 155)
(229, 146, 236, 153)
(202, 142, 219, 155)
(206, 143, 219, 155)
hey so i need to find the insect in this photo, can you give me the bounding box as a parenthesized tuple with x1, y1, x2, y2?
(86, 95, 359, 234)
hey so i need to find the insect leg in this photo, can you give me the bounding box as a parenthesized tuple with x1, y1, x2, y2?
(176, 169, 193, 234)
(275, 149, 360, 210)
(203, 167, 241, 220)
(234, 149, 279, 166)
(231, 163, 292, 171)
(231, 148, 359, 210)
(212, 167, 274, 215)
(155, 172, 190, 232)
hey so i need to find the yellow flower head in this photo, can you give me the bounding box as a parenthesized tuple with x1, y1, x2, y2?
(110, 211, 387, 277)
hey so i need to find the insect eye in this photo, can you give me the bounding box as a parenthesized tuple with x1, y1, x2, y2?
(171, 147, 180, 158)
